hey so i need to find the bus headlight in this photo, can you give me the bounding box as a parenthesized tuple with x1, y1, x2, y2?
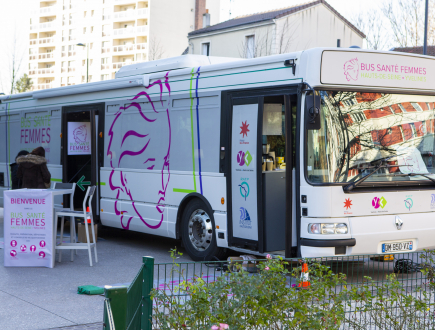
(308, 223, 348, 234)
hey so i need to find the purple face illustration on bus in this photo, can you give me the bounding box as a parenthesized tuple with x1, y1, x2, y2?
(30, 245, 36, 252)
(10, 240, 17, 247)
(10, 250, 17, 257)
(20, 245, 27, 252)
(107, 72, 171, 230)
(73, 125, 88, 143)
(40, 240, 46, 248)
(39, 251, 46, 258)
(343, 58, 359, 81)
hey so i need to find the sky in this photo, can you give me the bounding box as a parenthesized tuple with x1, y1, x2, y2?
(0, 0, 386, 94)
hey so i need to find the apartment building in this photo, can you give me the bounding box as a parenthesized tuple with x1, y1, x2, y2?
(28, 0, 220, 91)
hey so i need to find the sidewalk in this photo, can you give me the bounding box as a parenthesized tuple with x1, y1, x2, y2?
(0, 207, 191, 330)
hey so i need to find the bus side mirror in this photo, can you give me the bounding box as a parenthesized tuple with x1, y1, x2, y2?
(305, 93, 321, 130)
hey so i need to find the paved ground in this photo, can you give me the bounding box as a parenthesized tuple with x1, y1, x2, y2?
(0, 208, 192, 330)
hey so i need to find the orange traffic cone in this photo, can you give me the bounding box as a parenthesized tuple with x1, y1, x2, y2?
(298, 263, 311, 288)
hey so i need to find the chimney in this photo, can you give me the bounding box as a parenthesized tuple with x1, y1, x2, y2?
(195, 0, 207, 30)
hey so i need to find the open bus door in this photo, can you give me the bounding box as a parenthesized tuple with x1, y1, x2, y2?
(61, 103, 104, 221)
(222, 86, 299, 258)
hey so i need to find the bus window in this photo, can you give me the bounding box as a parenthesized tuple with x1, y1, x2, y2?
(263, 96, 286, 169)
(306, 91, 435, 185)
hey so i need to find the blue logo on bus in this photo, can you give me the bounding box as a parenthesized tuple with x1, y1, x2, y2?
(239, 207, 252, 229)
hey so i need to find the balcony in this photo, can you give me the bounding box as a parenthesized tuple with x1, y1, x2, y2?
(101, 47, 111, 53)
(68, 67, 75, 72)
(61, 52, 67, 57)
(40, 6, 55, 15)
(68, 51, 76, 56)
(112, 44, 135, 52)
(112, 61, 136, 69)
(30, 39, 38, 45)
(113, 26, 147, 36)
(114, 0, 136, 3)
(61, 68, 66, 73)
(39, 21, 57, 31)
(39, 37, 55, 45)
(101, 64, 111, 70)
(37, 83, 53, 90)
(29, 54, 38, 61)
(39, 52, 55, 60)
(37, 68, 55, 75)
(29, 70, 37, 76)
(113, 11, 135, 20)
(137, 8, 148, 16)
(112, 43, 147, 53)
(137, 25, 148, 34)
(113, 27, 135, 36)
(136, 43, 147, 51)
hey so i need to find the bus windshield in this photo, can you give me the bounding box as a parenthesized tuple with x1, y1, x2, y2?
(307, 91, 435, 184)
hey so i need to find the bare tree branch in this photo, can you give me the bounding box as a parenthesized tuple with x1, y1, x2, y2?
(351, 9, 389, 50)
(148, 37, 165, 61)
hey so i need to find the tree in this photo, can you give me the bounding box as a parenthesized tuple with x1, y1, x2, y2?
(238, 18, 296, 59)
(148, 37, 165, 61)
(351, 9, 388, 50)
(381, 0, 435, 47)
(15, 74, 33, 93)
(7, 29, 24, 94)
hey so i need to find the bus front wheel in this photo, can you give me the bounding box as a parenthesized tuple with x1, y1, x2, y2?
(181, 199, 225, 261)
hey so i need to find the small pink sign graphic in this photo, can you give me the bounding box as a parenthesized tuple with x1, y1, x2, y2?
(20, 245, 27, 252)
(11, 240, 17, 247)
(344, 58, 359, 81)
(39, 251, 46, 258)
(30, 245, 36, 252)
(10, 250, 17, 257)
(237, 151, 245, 166)
(39, 240, 46, 248)
(73, 125, 88, 143)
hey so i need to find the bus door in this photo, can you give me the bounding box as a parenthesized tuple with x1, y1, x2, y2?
(61, 103, 104, 219)
(224, 87, 298, 257)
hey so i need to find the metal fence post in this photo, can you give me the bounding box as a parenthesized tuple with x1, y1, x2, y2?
(141, 256, 154, 330)
(105, 286, 128, 330)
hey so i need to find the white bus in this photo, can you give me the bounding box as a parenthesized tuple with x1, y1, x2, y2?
(2, 48, 435, 261)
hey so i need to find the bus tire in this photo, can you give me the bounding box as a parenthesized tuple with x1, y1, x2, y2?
(181, 198, 225, 261)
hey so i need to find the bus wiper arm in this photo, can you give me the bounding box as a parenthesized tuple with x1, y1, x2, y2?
(343, 164, 390, 192)
(343, 155, 405, 192)
(407, 173, 435, 184)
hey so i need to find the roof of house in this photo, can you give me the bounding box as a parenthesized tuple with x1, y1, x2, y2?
(390, 46, 435, 57)
(188, 0, 365, 38)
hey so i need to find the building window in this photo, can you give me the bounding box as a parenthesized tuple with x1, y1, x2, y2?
(246, 35, 255, 59)
(202, 43, 210, 56)
(101, 74, 109, 81)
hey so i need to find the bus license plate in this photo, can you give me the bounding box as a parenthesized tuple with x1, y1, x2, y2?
(382, 241, 413, 253)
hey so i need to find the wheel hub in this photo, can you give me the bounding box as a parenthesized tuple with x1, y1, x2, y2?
(188, 209, 213, 251)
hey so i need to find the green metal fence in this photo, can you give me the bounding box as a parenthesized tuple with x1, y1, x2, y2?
(104, 256, 154, 330)
(103, 251, 435, 329)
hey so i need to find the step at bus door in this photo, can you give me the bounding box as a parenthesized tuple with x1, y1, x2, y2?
(61, 103, 104, 220)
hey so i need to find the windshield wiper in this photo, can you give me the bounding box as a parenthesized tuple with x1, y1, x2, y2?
(343, 155, 407, 192)
(386, 172, 435, 184)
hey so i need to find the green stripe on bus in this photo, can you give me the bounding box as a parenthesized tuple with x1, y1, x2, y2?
(100, 182, 106, 186)
(51, 178, 62, 182)
(173, 188, 196, 193)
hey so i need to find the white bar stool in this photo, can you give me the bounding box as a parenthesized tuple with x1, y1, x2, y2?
(53, 182, 77, 261)
(55, 186, 98, 266)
